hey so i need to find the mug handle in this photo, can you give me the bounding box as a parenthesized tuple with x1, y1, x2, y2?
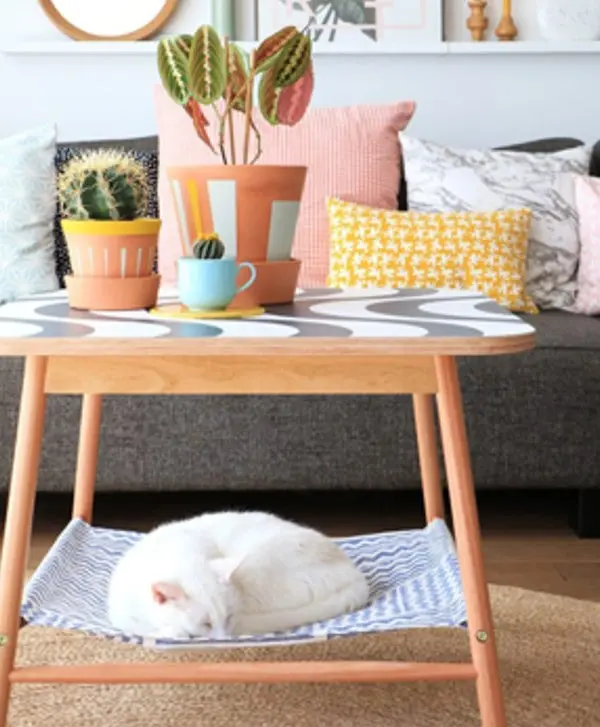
(236, 261, 257, 294)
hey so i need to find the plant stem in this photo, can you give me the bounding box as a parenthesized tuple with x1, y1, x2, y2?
(249, 118, 263, 165)
(243, 51, 256, 165)
(213, 102, 229, 165)
(224, 38, 237, 165)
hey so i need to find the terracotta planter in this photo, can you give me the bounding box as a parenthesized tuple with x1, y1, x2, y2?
(233, 259, 302, 308)
(167, 164, 307, 266)
(65, 274, 161, 311)
(62, 219, 161, 278)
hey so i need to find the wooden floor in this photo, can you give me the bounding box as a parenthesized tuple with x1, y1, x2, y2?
(8, 489, 599, 603)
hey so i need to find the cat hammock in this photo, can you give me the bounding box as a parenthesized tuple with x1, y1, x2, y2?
(21, 518, 467, 650)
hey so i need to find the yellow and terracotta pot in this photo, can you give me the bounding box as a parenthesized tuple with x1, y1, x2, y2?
(61, 218, 162, 311)
(167, 165, 307, 305)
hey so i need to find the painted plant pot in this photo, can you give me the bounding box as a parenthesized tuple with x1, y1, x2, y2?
(62, 219, 161, 278)
(167, 165, 307, 305)
(61, 218, 161, 310)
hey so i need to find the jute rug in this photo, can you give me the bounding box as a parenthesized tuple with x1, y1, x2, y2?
(10, 586, 599, 727)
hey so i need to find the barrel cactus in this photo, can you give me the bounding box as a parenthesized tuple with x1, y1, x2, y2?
(192, 234, 226, 260)
(157, 23, 314, 165)
(58, 149, 149, 221)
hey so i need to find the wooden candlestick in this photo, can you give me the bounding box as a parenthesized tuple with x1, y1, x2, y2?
(466, 0, 488, 42)
(495, 0, 518, 41)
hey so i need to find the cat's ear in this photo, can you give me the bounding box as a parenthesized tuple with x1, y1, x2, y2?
(209, 556, 244, 583)
(151, 581, 187, 605)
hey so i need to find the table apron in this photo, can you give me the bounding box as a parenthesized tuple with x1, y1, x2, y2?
(43, 355, 438, 395)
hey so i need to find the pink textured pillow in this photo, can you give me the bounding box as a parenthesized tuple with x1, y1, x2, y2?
(154, 86, 415, 286)
(573, 176, 600, 315)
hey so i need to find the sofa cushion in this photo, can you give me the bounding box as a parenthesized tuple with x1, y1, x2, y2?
(155, 86, 416, 288)
(520, 310, 600, 350)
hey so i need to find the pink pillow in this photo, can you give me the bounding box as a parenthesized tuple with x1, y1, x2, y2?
(154, 85, 415, 286)
(573, 176, 600, 315)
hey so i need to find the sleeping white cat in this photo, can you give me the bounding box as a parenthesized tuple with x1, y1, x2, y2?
(107, 510, 370, 639)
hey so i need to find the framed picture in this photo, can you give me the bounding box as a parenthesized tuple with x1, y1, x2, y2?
(256, 0, 444, 52)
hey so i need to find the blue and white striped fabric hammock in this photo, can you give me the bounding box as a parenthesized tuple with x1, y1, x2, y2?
(21, 518, 467, 650)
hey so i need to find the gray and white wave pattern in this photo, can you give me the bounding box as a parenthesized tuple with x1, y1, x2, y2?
(0, 287, 534, 341)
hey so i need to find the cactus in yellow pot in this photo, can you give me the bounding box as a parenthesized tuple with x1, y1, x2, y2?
(58, 149, 161, 311)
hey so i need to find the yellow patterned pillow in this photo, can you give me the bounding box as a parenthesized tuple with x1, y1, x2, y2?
(326, 198, 538, 313)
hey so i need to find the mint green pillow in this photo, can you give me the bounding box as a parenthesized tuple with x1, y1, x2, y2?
(0, 125, 59, 303)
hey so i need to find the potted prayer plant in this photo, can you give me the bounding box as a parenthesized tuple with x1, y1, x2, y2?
(58, 149, 161, 310)
(157, 24, 314, 305)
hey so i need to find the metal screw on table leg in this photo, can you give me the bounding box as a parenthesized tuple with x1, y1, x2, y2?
(476, 630, 489, 643)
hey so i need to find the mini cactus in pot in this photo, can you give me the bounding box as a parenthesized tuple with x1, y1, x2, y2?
(192, 233, 226, 260)
(58, 149, 162, 311)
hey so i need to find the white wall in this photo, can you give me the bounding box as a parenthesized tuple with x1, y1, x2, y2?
(0, 0, 599, 148)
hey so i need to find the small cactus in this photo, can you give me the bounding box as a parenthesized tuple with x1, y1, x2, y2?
(192, 233, 226, 259)
(58, 149, 149, 221)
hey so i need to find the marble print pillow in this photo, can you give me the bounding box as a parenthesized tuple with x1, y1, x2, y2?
(0, 125, 59, 304)
(572, 175, 600, 316)
(402, 136, 592, 310)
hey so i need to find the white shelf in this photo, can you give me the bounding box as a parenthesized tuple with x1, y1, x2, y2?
(447, 41, 600, 54)
(0, 40, 255, 55)
(2, 40, 600, 56)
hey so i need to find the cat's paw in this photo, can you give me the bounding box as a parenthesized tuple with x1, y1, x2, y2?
(150, 625, 189, 640)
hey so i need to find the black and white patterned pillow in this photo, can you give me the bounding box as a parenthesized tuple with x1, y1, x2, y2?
(53, 147, 159, 286)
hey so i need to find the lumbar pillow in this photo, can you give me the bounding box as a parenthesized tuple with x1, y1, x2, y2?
(572, 175, 600, 316)
(155, 85, 416, 289)
(0, 125, 59, 303)
(326, 198, 537, 313)
(401, 136, 591, 311)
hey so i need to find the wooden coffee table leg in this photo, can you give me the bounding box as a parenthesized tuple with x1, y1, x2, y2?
(73, 394, 102, 523)
(0, 356, 48, 727)
(434, 356, 507, 727)
(413, 393, 444, 523)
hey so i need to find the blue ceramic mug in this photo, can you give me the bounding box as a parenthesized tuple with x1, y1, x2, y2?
(178, 257, 257, 311)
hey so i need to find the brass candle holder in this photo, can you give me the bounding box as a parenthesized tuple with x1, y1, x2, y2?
(495, 0, 518, 41)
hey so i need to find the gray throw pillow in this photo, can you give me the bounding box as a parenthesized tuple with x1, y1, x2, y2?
(0, 125, 59, 304)
(402, 136, 592, 310)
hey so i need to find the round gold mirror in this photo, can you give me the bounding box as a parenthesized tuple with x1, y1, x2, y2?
(39, 0, 179, 41)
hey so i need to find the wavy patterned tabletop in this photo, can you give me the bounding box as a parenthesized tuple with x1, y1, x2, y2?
(0, 287, 536, 357)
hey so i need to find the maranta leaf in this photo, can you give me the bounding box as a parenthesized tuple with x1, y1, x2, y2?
(226, 43, 249, 113)
(254, 26, 298, 73)
(273, 33, 312, 89)
(188, 25, 227, 105)
(277, 61, 314, 126)
(258, 67, 281, 125)
(157, 36, 192, 105)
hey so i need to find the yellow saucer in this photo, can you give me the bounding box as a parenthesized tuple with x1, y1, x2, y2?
(149, 303, 265, 320)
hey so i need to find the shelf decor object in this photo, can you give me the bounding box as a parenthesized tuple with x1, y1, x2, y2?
(537, 0, 600, 41)
(258, 0, 443, 52)
(466, 0, 488, 41)
(211, 0, 234, 39)
(233, 0, 258, 41)
(38, 0, 179, 41)
(495, 0, 518, 41)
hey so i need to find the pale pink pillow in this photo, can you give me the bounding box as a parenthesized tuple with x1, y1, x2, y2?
(154, 86, 415, 286)
(573, 176, 600, 315)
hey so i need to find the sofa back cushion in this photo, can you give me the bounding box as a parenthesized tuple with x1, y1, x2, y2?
(154, 86, 415, 287)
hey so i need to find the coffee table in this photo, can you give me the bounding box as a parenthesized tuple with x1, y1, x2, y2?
(0, 286, 535, 727)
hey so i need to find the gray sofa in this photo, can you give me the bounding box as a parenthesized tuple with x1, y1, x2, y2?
(1, 136, 599, 538)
